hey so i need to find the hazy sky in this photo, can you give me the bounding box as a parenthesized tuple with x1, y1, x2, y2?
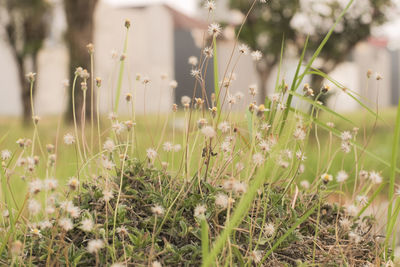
(103, 0, 198, 15)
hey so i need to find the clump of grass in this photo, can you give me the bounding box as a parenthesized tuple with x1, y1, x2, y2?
(0, 0, 399, 266)
(15, 160, 381, 266)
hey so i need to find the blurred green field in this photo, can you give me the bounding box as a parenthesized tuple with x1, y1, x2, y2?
(0, 108, 396, 199)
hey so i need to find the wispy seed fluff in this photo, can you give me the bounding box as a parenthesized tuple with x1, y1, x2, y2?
(336, 170, 349, 183)
(59, 217, 73, 231)
(151, 205, 165, 216)
(194, 204, 207, 219)
(201, 126, 216, 138)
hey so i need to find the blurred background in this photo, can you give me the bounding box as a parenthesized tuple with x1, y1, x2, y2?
(0, 0, 399, 122)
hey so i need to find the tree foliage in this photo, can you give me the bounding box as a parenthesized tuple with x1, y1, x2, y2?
(229, 0, 392, 101)
(2, 0, 50, 122)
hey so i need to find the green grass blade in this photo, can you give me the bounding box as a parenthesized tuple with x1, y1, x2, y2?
(307, 69, 385, 122)
(279, 36, 309, 135)
(202, 161, 272, 267)
(201, 219, 210, 260)
(273, 36, 285, 95)
(287, 90, 355, 125)
(385, 95, 400, 254)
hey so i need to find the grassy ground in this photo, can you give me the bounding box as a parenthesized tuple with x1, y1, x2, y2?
(0, 107, 396, 202)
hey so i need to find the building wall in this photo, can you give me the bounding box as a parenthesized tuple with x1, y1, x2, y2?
(95, 2, 175, 115)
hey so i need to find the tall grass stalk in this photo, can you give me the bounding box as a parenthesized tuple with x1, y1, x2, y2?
(385, 94, 400, 257)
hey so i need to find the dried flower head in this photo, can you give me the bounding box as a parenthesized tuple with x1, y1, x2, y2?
(208, 23, 222, 37)
(204, 1, 216, 12)
(151, 205, 165, 216)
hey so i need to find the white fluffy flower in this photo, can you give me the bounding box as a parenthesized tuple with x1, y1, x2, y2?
(201, 126, 216, 138)
(341, 131, 352, 141)
(44, 178, 58, 191)
(233, 181, 247, 194)
(173, 144, 182, 152)
(300, 180, 310, 189)
(29, 179, 43, 194)
(321, 173, 333, 183)
(87, 239, 104, 253)
(293, 128, 306, 141)
(28, 199, 41, 215)
(1, 150, 11, 161)
(208, 23, 222, 37)
(215, 193, 229, 209)
(251, 50, 262, 61)
(151, 205, 165, 216)
(188, 56, 198, 66)
(369, 171, 382, 184)
(251, 250, 263, 263)
(194, 204, 207, 219)
(102, 189, 114, 202)
(339, 218, 352, 230)
(63, 133, 75, 145)
(59, 218, 73, 231)
(204, 0, 216, 12)
(103, 139, 115, 152)
(238, 44, 249, 55)
(218, 121, 230, 133)
(146, 148, 158, 160)
(169, 80, 178, 89)
(346, 204, 358, 216)
(264, 223, 275, 237)
(252, 153, 265, 166)
(67, 177, 79, 191)
(101, 157, 115, 170)
(80, 218, 94, 232)
(336, 170, 349, 183)
(163, 142, 174, 152)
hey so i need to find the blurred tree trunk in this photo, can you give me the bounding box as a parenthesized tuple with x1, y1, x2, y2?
(4, 0, 50, 124)
(64, 0, 98, 123)
(257, 69, 270, 104)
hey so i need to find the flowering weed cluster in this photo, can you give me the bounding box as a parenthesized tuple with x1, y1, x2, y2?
(0, 0, 399, 266)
